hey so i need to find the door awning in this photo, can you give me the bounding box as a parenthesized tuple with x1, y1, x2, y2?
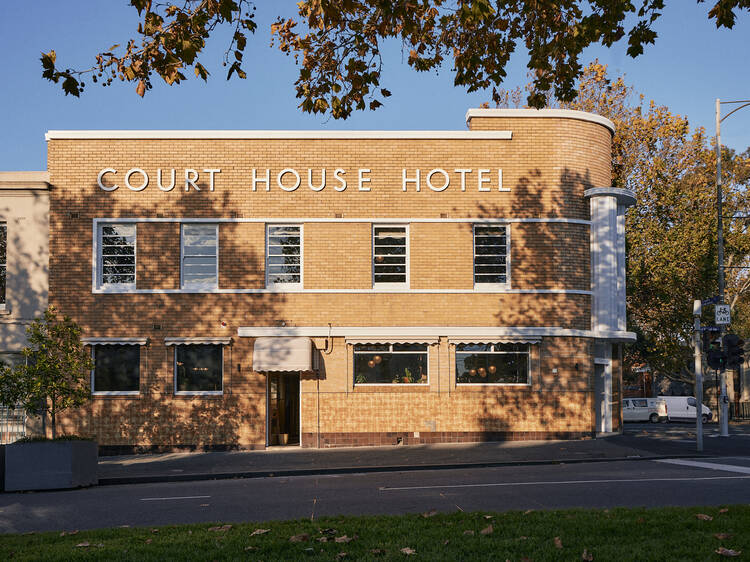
(252, 337, 313, 372)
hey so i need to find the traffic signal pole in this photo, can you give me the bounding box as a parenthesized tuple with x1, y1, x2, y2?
(716, 99, 730, 439)
(694, 300, 704, 452)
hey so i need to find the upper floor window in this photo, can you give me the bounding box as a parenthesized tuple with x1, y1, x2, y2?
(98, 223, 136, 289)
(473, 224, 508, 286)
(92, 344, 140, 395)
(0, 222, 6, 307)
(266, 225, 302, 288)
(373, 225, 408, 287)
(181, 224, 218, 289)
(455, 343, 529, 385)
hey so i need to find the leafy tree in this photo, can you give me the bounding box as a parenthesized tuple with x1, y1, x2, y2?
(0, 307, 93, 439)
(41, 1, 748, 118)
(494, 63, 750, 382)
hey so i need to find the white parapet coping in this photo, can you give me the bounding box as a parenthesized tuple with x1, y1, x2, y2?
(45, 130, 512, 141)
(465, 108, 615, 135)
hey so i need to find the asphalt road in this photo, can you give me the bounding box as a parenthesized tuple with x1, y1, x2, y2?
(4, 456, 750, 534)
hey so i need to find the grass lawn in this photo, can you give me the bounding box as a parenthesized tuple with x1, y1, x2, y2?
(2, 505, 748, 560)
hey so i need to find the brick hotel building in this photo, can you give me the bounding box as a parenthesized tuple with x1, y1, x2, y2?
(6, 108, 635, 450)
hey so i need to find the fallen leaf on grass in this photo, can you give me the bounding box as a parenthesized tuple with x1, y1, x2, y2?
(335, 535, 354, 543)
(244, 546, 258, 551)
(150, 529, 159, 533)
(480, 525, 493, 535)
(370, 548, 386, 555)
(443, 540, 449, 545)
(401, 547, 416, 555)
(719, 508, 729, 514)
(60, 530, 79, 537)
(290, 533, 310, 543)
(554, 537, 563, 549)
(208, 525, 232, 532)
(519, 536, 528, 540)
(696, 514, 714, 521)
(336, 553, 348, 559)
(74, 542, 90, 548)
(422, 509, 438, 518)
(317, 537, 329, 543)
(145, 539, 153, 544)
(524, 509, 534, 515)
(716, 547, 742, 557)
(483, 515, 494, 520)
(319, 528, 337, 535)
(582, 548, 593, 561)
(250, 528, 270, 536)
(714, 534, 735, 540)
(463, 530, 475, 536)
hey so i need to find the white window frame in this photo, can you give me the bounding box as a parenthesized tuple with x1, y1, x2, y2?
(455, 343, 530, 386)
(473, 223, 510, 288)
(265, 224, 303, 291)
(0, 221, 6, 310)
(96, 222, 137, 291)
(180, 223, 219, 290)
(174, 344, 224, 396)
(353, 343, 428, 386)
(90, 344, 141, 396)
(372, 224, 409, 289)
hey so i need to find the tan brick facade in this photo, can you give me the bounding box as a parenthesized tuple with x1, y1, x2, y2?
(45, 109, 631, 450)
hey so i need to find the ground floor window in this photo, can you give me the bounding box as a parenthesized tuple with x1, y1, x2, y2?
(455, 343, 530, 385)
(175, 344, 223, 394)
(92, 345, 140, 393)
(354, 344, 428, 384)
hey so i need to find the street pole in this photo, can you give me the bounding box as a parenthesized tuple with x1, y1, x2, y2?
(694, 300, 704, 452)
(716, 98, 730, 438)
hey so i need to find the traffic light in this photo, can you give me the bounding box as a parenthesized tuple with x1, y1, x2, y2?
(723, 333, 746, 369)
(707, 337, 726, 370)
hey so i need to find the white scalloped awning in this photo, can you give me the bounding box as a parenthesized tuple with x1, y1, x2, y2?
(164, 337, 232, 346)
(448, 338, 540, 345)
(252, 337, 312, 372)
(345, 337, 439, 345)
(82, 337, 148, 346)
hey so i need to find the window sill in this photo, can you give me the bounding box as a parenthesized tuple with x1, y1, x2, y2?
(92, 391, 140, 398)
(353, 384, 430, 393)
(174, 392, 224, 398)
(456, 383, 531, 390)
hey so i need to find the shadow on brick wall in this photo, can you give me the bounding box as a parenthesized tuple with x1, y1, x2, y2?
(51, 180, 292, 449)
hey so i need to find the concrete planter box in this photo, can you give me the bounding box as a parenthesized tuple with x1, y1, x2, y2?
(2, 440, 98, 492)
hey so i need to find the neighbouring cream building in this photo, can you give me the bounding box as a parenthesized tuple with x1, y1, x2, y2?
(3, 108, 635, 450)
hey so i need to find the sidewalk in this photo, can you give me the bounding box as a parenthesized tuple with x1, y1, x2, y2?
(98, 428, 731, 486)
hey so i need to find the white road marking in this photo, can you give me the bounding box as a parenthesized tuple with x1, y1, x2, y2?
(379, 475, 750, 491)
(655, 459, 750, 474)
(140, 495, 212, 501)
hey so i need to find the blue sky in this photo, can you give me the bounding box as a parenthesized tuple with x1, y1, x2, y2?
(1, 2, 749, 171)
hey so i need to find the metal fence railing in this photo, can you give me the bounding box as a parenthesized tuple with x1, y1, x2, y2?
(730, 402, 750, 420)
(0, 404, 26, 444)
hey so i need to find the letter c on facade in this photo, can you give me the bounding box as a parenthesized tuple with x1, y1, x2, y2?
(97, 168, 118, 191)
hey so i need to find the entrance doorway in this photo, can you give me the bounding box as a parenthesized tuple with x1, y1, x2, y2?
(268, 373, 300, 446)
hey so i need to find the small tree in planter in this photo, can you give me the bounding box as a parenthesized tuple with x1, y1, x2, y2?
(0, 306, 93, 439)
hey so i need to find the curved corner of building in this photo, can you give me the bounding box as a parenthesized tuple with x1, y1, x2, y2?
(464, 107, 615, 135)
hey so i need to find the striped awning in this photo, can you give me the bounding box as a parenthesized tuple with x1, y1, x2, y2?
(448, 337, 540, 345)
(164, 337, 232, 346)
(345, 337, 439, 345)
(82, 337, 148, 346)
(252, 337, 313, 372)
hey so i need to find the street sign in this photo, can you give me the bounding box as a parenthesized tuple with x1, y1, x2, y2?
(716, 304, 731, 325)
(703, 296, 721, 306)
(700, 326, 722, 332)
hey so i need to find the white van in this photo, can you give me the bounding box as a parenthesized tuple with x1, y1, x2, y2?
(658, 396, 712, 423)
(623, 398, 668, 423)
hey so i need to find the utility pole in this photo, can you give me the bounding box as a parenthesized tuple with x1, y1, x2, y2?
(694, 300, 704, 452)
(715, 97, 750, 436)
